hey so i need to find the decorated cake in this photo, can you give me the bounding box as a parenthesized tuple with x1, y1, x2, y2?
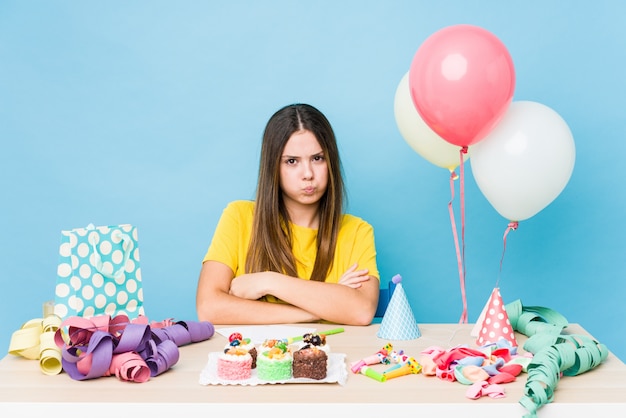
(292, 333, 329, 380)
(216, 346, 253, 380)
(256, 339, 292, 381)
(224, 332, 257, 368)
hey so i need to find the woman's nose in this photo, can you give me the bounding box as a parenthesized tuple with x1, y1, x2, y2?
(302, 162, 313, 179)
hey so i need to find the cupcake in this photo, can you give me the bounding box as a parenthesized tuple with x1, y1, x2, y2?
(292, 333, 329, 380)
(256, 339, 292, 381)
(224, 332, 257, 368)
(216, 346, 252, 380)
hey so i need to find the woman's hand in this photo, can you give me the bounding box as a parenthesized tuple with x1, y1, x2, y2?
(338, 263, 370, 289)
(229, 272, 272, 300)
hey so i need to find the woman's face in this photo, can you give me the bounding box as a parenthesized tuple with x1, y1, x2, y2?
(279, 129, 329, 212)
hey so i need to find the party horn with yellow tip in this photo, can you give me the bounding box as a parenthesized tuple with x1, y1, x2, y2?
(383, 357, 421, 379)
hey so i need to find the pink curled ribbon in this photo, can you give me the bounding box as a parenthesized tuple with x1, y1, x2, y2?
(54, 314, 214, 382)
(107, 352, 151, 383)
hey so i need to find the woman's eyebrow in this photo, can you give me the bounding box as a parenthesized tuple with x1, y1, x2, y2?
(282, 150, 324, 158)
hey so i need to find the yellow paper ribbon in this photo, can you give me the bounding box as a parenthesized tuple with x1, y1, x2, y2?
(8, 301, 63, 375)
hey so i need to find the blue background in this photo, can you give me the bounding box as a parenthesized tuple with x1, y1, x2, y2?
(2, 1, 625, 362)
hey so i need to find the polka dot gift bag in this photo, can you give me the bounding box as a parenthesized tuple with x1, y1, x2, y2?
(54, 223, 145, 320)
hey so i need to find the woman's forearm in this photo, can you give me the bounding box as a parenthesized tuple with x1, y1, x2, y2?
(197, 289, 319, 324)
(259, 272, 379, 325)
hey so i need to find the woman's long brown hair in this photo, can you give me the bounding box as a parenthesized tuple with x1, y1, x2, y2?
(245, 103, 344, 282)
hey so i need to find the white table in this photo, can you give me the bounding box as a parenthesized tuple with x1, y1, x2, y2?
(1, 323, 625, 417)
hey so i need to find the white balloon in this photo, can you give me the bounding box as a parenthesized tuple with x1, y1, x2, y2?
(470, 101, 575, 221)
(394, 72, 469, 171)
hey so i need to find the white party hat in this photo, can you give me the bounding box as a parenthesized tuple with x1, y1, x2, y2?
(377, 274, 421, 340)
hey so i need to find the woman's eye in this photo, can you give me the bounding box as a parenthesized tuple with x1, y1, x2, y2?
(286, 158, 297, 165)
(313, 155, 325, 162)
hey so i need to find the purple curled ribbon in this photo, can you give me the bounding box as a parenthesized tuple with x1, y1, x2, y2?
(56, 316, 214, 382)
(151, 324, 192, 346)
(177, 320, 215, 343)
(61, 330, 114, 381)
(144, 339, 180, 376)
(114, 323, 152, 354)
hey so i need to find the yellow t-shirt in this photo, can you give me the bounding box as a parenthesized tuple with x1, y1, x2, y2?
(203, 200, 379, 302)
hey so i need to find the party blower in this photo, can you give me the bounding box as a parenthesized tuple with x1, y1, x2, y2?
(383, 356, 421, 380)
(351, 343, 397, 383)
(350, 343, 393, 373)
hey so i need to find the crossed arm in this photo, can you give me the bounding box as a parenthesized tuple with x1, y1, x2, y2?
(195, 260, 379, 326)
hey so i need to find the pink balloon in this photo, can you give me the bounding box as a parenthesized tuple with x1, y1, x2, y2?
(409, 25, 515, 147)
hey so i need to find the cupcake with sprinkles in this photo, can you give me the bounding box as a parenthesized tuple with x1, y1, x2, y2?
(256, 339, 293, 381)
(224, 332, 257, 368)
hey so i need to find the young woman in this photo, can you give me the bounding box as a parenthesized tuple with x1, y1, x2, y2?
(196, 103, 379, 326)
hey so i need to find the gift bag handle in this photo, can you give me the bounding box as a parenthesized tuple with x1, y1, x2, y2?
(87, 225, 133, 280)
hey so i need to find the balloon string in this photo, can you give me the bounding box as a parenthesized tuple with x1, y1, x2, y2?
(459, 146, 468, 323)
(497, 221, 518, 288)
(448, 147, 469, 324)
(447, 170, 465, 324)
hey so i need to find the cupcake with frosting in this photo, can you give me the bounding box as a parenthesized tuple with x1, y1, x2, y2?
(224, 332, 257, 368)
(256, 339, 292, 381)
(216, 346, 252, 380)
(292, 332, 330, 380)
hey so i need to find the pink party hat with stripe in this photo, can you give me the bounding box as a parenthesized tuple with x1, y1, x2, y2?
(377, 274, 421, 340)
(474, 287, 518, 347)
